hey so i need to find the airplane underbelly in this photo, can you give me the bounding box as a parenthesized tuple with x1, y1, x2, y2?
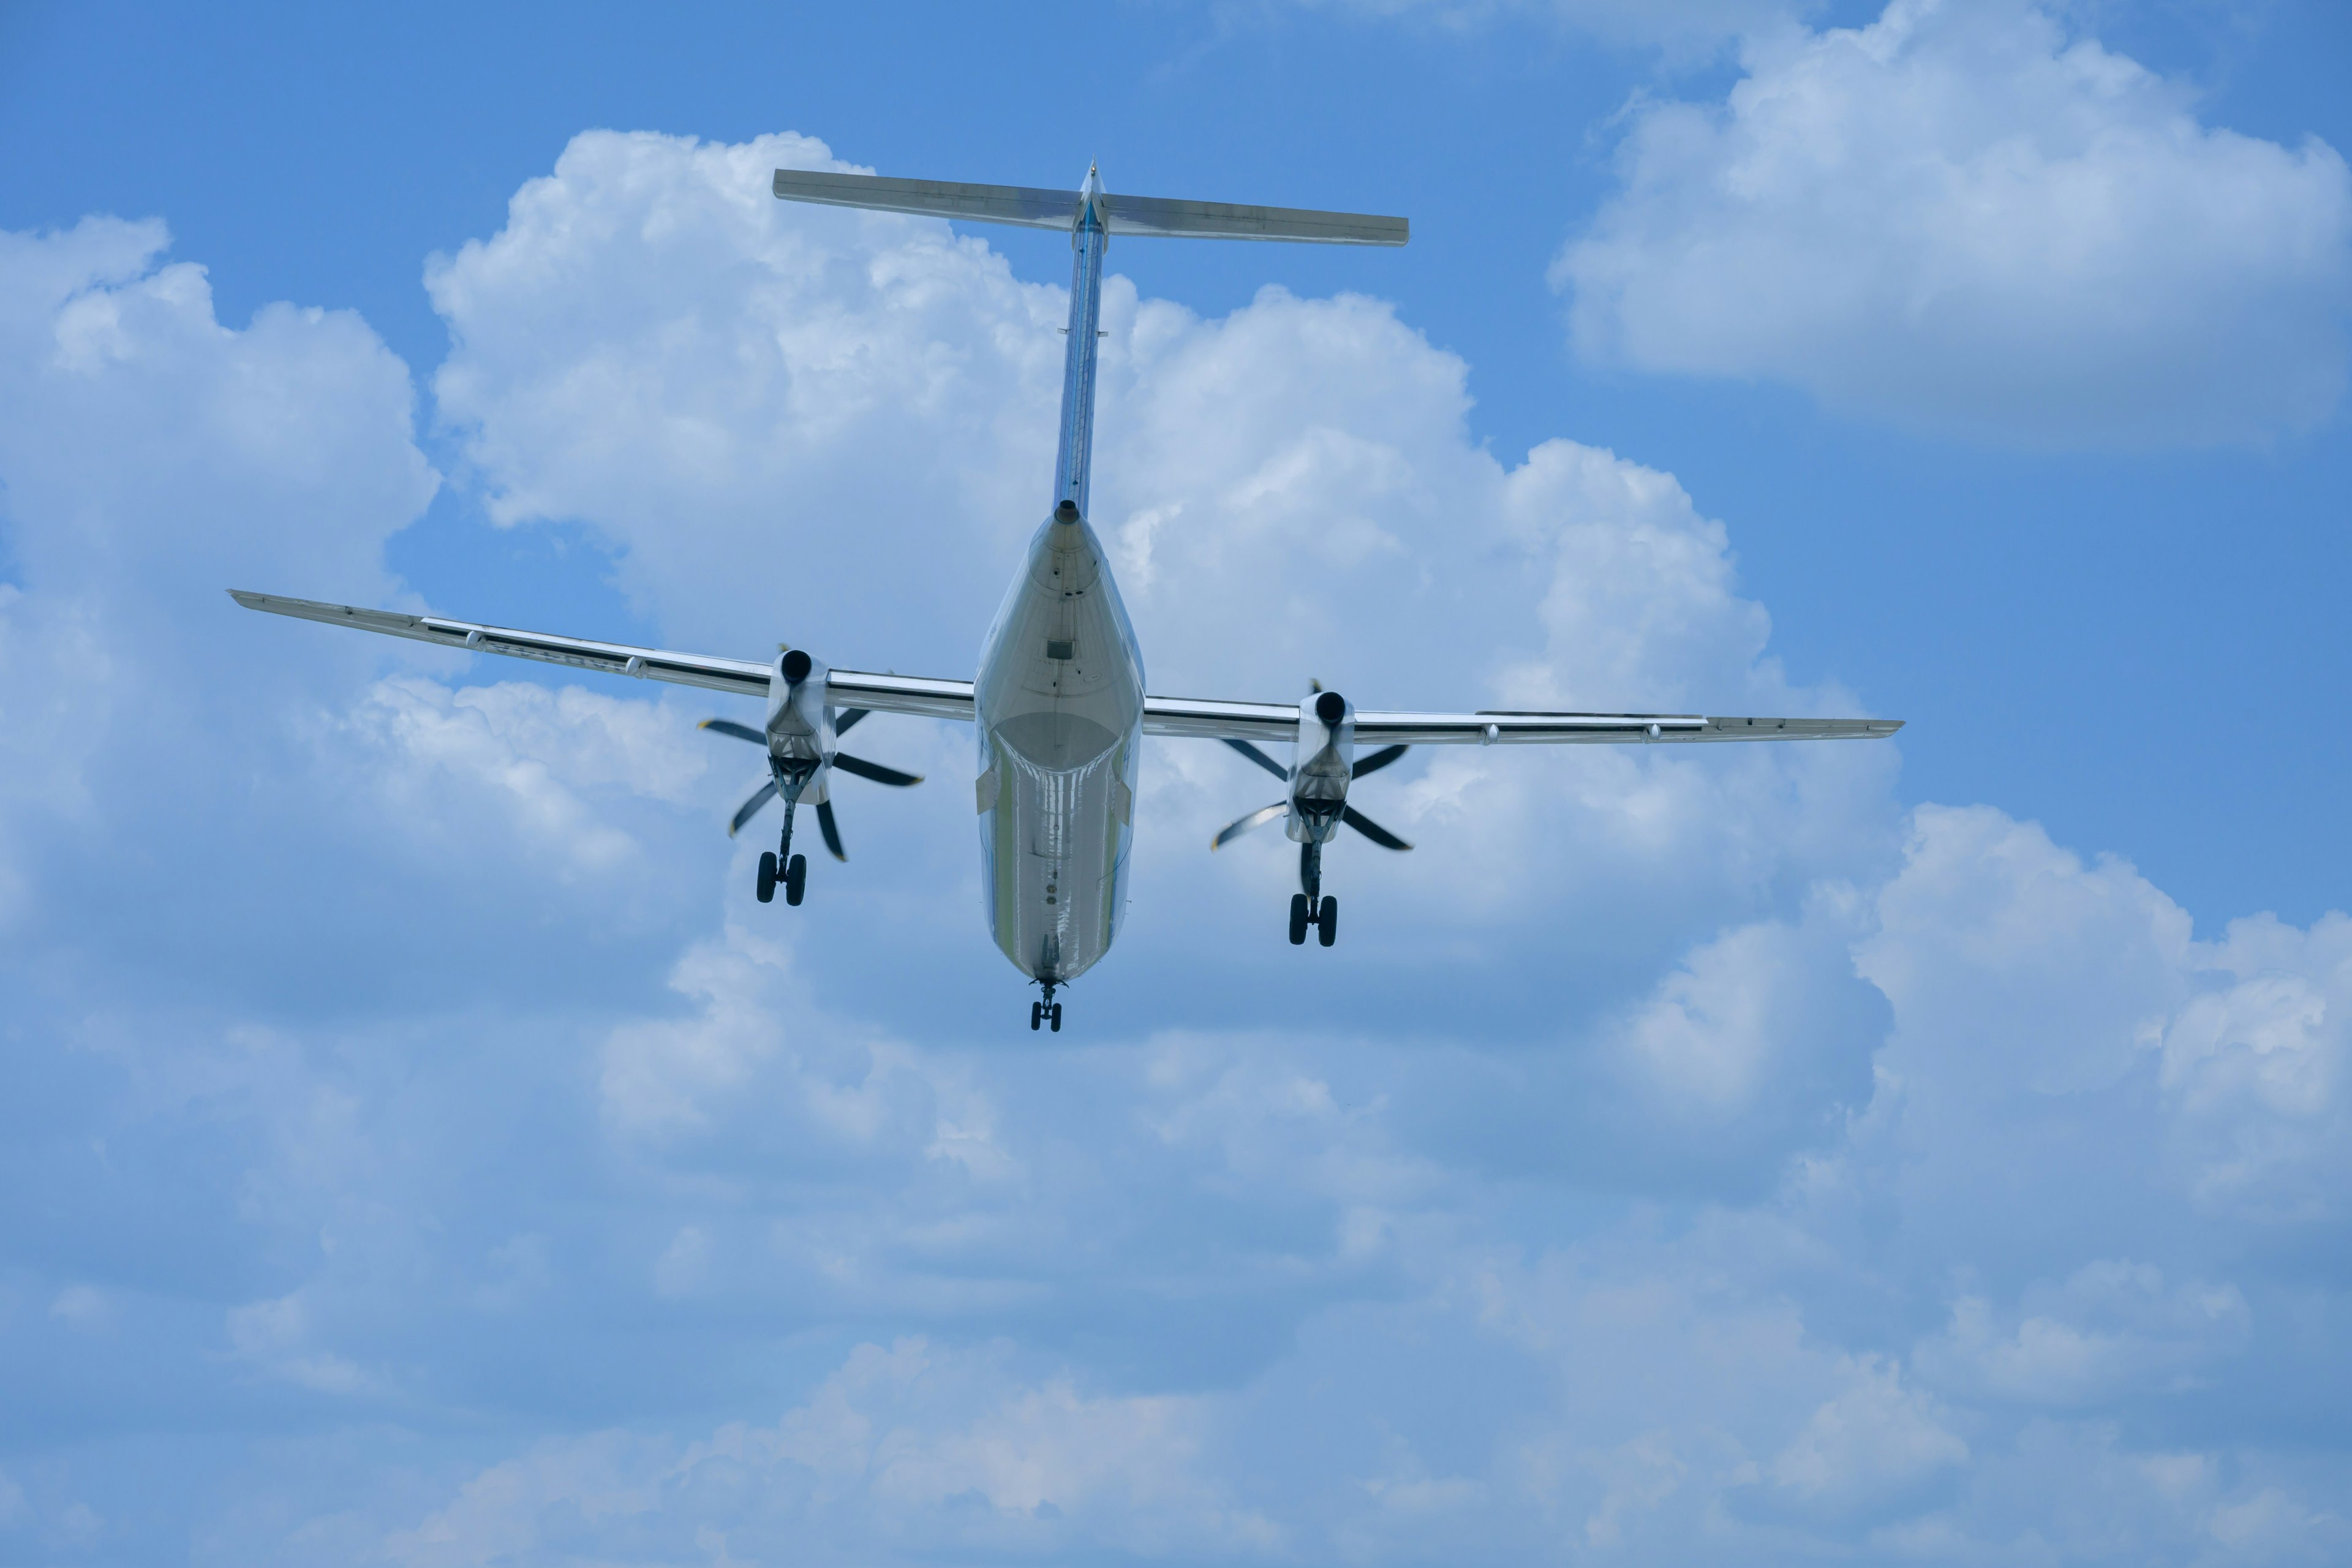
(973, 511, 1145, 986)
(979, 715, 1133, 982)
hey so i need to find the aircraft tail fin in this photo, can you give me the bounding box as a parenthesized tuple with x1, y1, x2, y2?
(772, 168, 1407, 247)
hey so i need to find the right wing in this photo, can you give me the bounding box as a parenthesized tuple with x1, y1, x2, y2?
(227, 591, 976, 722)
(1144, 692, 1900, 745)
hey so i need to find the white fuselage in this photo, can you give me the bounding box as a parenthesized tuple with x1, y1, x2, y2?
(970, 167, 1144, 986)
(973, 510, 1145, 984)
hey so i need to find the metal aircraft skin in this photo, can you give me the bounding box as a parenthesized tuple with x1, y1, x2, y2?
(233, 162, 1901, 1029)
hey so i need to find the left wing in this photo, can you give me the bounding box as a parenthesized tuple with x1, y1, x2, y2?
(1145, 693, 1900, 745)
(227, 591, 976, 721)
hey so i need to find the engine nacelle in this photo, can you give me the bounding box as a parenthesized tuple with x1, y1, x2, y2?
(765, 646, 838, 797)
(1287, 688, 1354, 843)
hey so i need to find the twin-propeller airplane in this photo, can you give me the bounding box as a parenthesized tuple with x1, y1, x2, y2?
(235, 163, 1899, 1030)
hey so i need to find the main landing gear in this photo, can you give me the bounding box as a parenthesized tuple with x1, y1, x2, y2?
(756, 850, 805, 906)
(1030, 980, 1064, 1032)
(1289, 842, 1338, 947)
(1289, 891, 1336, 946)
(756, 778, 813, 907)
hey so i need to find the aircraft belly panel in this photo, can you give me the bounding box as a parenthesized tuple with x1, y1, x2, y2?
(974, 511, 1144, 984)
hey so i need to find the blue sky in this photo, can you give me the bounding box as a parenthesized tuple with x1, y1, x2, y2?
(3, 1, 2350, 1562)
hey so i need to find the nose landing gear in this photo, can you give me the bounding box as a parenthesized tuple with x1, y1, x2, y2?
(1029, 979, 1064, 1032)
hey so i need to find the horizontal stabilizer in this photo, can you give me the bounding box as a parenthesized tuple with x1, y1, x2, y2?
(1101, 192, 1405, 246)
(772, 170, 1082, 230)
(773, 169, 1407, 246)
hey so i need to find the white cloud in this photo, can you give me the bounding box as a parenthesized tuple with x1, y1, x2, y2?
(385, 1339, 1276, 1566)
(1556, 0, 2352, 445)
(10, 123, 2352, 1566)
(1918, 1260, 2251, 1408)
(1763, 1355, 1967, 1518)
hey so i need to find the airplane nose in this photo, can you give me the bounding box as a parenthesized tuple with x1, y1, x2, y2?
(781, 649, 813, 685)
(1315, 691, 1346, 725)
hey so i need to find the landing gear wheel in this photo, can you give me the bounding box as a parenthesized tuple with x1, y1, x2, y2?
(1049, 1004, 1063, 1033)
(784, 853, 807, 907)
(1317, 895, 1338, 947)
(756, 851, 777, 903)
(1289, 893, 1310, 945)
(1030, 1001, 1043, 1031)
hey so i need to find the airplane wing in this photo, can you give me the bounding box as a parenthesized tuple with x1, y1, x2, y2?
(232, 594, 1899, 742)
(1144, 693, 1899, 745)
(227, 591, 976, 721)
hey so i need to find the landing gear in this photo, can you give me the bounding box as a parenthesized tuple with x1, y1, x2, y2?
(758, 778, 812, 907)
(1289, 892, 1336, 946)
(1030, 981, 1063, 1031)
(755, 849, 807, 904)
(1290, 842, 1338, 947)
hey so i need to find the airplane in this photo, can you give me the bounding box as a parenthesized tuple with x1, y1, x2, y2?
(232, 163, 1901, 1032)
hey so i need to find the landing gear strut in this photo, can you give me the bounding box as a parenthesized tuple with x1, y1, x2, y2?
(1030, 979, 1063, 1032)
(756, 769, 814, 907)
(1289, 842, 1338, 947)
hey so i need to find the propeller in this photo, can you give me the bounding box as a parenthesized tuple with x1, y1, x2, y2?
(1212, 802, 1287, 850)
(1210, 735, 1414, 851)
(728, 778, 780, 838)
(701, 712, 924, 860)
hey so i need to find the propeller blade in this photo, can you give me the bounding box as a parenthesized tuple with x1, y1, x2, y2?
(1223, 737, 1289, 782)
(700, 718, 766, 745)
(1352, 743, 1409, 780)
(1212, 801, 1288, 850)
(833, 752, 923, 788)
(834, 707, 870, 736)
(815, 799, 847, 861)
(1341, 804, 1412, 851)
(728, 778, 780, 837)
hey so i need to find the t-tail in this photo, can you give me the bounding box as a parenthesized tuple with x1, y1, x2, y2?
(772, 164, 1408, 519)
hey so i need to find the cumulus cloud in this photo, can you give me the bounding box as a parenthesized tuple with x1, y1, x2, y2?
(9, 124, 2352, 1566)
(1556, 0, 2352, 445)
(384, 1338, 1273, 1566)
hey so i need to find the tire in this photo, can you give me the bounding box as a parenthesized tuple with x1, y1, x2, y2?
(1030, 1001, 1042, 1031)
(785, 853, 807, 907)
(1289, 893, 1310, 945)
(1049, 1005, 1062, 1033)
(756, 851, 777, 903)
(1317, 895, 1338, 948)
